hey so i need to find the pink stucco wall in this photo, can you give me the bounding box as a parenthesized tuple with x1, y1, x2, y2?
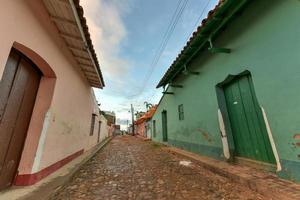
(0, 0, 104, 177)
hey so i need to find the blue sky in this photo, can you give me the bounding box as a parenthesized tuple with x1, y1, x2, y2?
(81, 0, 218, 129)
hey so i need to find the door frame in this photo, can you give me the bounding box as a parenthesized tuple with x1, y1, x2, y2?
(0, 51, 42, 189)
(97, 120, 102, 143)
(215, 70, 280, 169)
(2, 42, 57, 185)
(162, 110, 168, 142)
(152, 120, 156, 138)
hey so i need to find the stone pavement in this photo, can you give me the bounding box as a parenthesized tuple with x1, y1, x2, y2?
(49, 136, 274, 200)
(166, 146, 300, 200)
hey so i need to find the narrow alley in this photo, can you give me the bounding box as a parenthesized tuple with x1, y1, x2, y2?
(50, 136, 267, 200)
(1, 1, 300, 200)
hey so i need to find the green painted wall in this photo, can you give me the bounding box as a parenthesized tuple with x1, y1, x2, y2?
(152, 0, 300, 182)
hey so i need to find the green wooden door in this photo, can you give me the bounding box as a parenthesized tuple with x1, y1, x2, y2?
(162, 110, 168, 142)
(224, 75, 275, 164)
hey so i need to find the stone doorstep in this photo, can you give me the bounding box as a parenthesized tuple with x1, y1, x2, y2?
(164, 146, 300, 200)
(18, 137, 112, 200)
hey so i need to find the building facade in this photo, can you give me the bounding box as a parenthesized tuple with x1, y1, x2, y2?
(0, 0, 107, 190)
(135, 106, 157, 139)
(103, 111, 116, 137)
(97, 113, 110, 143)
(152, 0, 300, 183)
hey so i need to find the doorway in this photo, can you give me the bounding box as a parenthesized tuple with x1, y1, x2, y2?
(152, 120, 156, 138)
(223, 74, 275, 164)
(97, 121, 102, 143)
(162, 110, 168, 142)
(0, 50, 41, 190)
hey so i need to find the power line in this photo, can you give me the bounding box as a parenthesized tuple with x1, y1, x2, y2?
(153, 0, 184, 63)
(150, 0, 189, 69)
(129, 0, 212, 100)
(147, 0, 212, 100)
(144, 0, 189, 88)
(132, 0, 189, 98)
(184, 0, 212, 43)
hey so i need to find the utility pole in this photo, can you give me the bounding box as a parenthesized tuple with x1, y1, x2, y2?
(131, 104, 135, 136)
(126, 120, 129, 133)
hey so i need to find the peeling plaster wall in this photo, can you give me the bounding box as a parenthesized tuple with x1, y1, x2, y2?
(152, 0, 300, 182)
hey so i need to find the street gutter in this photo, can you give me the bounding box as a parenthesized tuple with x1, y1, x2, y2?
(20, 137, 113, 200)
(164, 145, 300, 200)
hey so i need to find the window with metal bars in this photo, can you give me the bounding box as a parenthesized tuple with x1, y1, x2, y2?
(90, 113, 97, 136)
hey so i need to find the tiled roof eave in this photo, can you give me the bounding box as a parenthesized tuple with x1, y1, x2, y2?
(156, 0, 248, 88)
(73, 0, 105, 87)
(43, 0, 105, 88)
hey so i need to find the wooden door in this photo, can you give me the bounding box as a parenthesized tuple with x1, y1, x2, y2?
(152, 120, 156, 138)
(224, 75, 275, 164)
(0, 50, 41, 190)
(162, 110, 168, 142)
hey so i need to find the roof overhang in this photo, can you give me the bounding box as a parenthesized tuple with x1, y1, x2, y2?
(43, 0, 105, 88)
(156, 0, 248, 88)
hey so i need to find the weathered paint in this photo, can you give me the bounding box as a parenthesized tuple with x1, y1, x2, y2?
(218, 109, 230, 160)
(261, 107, 282, 171)
(99, 114, 109, 141)
(31, 110, 51, 174)
(135, 121, 147, 137)
(294, 134, 300, 140)
(146, 121, 152, 139)
(134, 106, 157, 138)
(223, 74, 276, 164)
(0, 0, 108, 186)
(152, 0, 300, 182)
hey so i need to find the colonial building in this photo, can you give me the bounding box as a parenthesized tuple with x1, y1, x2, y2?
(97, 111, 110, 144)
(135, 106, 157, 139)
(102, 111, 116, 136)
(0, 0, 107, 189)
(152, 0, 300, 183)
(114, 125, 122, 136)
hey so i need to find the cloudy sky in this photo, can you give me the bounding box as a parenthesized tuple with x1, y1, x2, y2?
(81, 0, 218, 129)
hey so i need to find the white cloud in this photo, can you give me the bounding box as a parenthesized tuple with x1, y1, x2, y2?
(81, 0, 132, 82)
(80, 1, 166, 129)
(81, 0, 140, 130)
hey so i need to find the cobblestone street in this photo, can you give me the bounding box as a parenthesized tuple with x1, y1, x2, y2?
(50, 136, 268, 200)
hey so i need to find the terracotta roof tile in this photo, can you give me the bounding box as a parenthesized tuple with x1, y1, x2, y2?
(73, 0, 105, 87)
(156, 0, 247, 88)
(134, 105, 158, 125)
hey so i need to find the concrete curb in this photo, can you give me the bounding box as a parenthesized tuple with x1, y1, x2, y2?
(164, 146, 300, 200)
(22, 137, 113, 200)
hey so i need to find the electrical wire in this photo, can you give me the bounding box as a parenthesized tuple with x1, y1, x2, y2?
(146, 0, 212, 101)
(184, 0, 212, 43)
(130, 0, 189, 98)
(127, 0, 212, 101)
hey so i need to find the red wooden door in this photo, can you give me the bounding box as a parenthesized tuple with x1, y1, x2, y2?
(0, 50, 41, 190)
